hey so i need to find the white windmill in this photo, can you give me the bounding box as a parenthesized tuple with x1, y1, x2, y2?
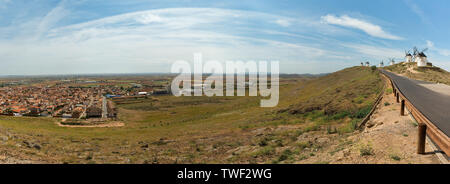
(389, 58, 395, 65)
(405, 50, 413, 63)
(413, 47, 428, 67)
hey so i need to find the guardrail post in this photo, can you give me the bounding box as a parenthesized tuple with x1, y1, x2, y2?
(396, 94, 400, 103)
(417, 123, 427, 154)
(393, 88, 396, 96)
(400, 99, 405, 115)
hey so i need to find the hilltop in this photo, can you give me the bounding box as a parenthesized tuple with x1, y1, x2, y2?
(280, 66, 383, 133)
(286, 66, 382, 116)
(384, 62, 450, 85)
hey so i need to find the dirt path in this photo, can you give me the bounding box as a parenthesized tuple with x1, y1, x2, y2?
(0, 154, 40, 164)
(419, 83, 450, 97)
(56, 121, 124, 128)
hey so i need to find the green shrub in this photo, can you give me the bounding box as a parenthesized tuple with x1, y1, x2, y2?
(360, 145, 374, 156)
(351, 104, 372, 119)
(338, 119, 360, 133)
(308, 110, 324, 120)
(390, 154, 401, 161)
(252, 146, 275, 157)
(326, 111, 350, 121)
(258, 138, 269, 147)
(297, 141, 313, 150)
(353, 96, 365, 104)
(304, 124, 320, 132)
(274, 139, 284, 147)
(385, 88, 393, 94)
(371, 66, 377, 71)
(278, 149, 293, 162)
(326, 126, 338, 134)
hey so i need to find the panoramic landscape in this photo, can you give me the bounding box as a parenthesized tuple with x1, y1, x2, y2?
(0, 0, 449, 166)
(0, 63, 448, 164)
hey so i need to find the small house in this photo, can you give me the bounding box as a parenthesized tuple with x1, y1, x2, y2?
(86, 107, 102, 118)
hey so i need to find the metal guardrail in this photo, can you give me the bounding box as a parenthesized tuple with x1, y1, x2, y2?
(357, 74, 385, 129)
(381, 72, 450, 156)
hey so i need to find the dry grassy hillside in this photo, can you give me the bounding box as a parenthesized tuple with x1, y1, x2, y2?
(384, 62, 450, 85)
(279, 66, 383, 133)
(0, 66, 384, 164)
(287, 66, 382, 115)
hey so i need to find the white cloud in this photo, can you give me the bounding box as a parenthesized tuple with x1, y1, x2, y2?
(321, 14, 403, 40)
(0, 6, 413, 74)
(35, 2, 70, 39)
(438, 50, 450, 57)
(136, 13, 164, 24)
(1, 8, 347, 74)
(0, 0, 11, 9)
(274, 19, 291, 27)
(343, 43, 404, 59)
(426, 40, 450, 56)
(404, 0, 430, 24)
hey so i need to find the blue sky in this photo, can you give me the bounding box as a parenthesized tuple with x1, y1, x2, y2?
(0, 0, 450, 75)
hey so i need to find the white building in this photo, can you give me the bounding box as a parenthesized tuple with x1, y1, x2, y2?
(406, 54, 412, 63)
(415, 53, 428, 67)
(365, 62, 370, 67)
(62, 113, 72, 118)
(138, 92, 148, 95)
(390, 60, 395, 65)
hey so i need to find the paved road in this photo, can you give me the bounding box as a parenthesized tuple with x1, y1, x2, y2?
(381, 70, 450, 137)
(80, 96, 94, 119)
(102, 96, 107, 119)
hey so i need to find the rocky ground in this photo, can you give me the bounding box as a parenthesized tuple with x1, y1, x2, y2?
(330, 85, 440, 163)
(0, 130, 43, 164)
(291, 79, 443, 164)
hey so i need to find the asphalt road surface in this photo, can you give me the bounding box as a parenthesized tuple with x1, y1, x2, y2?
(381, 70, 450, 137)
